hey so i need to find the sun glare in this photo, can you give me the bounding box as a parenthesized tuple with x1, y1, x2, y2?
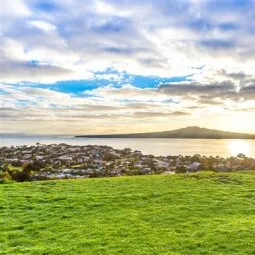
(228, 140, 252, 157)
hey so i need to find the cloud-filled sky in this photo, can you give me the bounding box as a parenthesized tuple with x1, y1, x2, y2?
(1, 0, 255, 134)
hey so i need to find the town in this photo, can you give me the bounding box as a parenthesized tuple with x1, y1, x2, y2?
(0, 143, 255, 182)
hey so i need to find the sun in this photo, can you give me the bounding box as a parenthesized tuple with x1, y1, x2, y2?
(227, 140, 252, 157)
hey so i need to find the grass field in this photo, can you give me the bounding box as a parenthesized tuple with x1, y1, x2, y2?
(1, 172, 255, 255)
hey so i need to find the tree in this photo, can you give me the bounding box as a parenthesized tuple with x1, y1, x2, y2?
(175, 166, 188, 174)
(8, 168, 31, 182)
(237, 153, 246, 159)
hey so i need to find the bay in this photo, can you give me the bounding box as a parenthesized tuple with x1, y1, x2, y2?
(1, 135, 255, 158)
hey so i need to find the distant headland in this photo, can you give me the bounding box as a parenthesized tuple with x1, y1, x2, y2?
(76, 126, 255, 139)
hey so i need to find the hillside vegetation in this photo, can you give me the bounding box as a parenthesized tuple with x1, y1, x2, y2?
(1, 172, 255, 255)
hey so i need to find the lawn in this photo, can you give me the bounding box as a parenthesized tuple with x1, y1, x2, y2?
(1, 172, 255, 255)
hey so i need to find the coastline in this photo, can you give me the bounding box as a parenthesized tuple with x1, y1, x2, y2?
(1, 143, 255, 182)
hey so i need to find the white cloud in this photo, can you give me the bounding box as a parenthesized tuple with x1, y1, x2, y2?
(1, 80, 255, 134)
(1, 0, 255, 133)
(0, 0, 254, 83)
(1, 0, 31, 17)
(27, 20, 56, 32)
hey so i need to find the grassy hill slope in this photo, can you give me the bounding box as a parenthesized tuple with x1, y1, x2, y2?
(1, 172, 255, 254)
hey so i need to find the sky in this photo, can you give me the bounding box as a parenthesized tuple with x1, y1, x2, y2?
(1, 0, 255, 134)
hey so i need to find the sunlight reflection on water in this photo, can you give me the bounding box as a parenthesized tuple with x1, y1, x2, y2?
(227, 140, 252, 157)
(1, 136, 255, 158)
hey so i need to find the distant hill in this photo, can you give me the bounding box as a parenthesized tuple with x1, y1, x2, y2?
(76, 126, 255, 139)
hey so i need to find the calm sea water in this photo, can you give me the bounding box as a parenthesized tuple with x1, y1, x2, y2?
(0, 135, 255, 158)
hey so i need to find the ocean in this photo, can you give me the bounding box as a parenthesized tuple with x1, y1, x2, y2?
(1, 135, 255, 158)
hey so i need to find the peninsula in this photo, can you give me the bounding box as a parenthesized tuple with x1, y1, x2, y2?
(76, 126, 255, 139)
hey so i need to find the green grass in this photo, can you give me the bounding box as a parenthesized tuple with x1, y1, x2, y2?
(1, 172, 255, 255)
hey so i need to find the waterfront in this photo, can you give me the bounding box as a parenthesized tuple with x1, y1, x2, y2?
(1, 135, 255, 158)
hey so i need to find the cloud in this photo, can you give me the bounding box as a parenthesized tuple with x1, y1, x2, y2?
(0, 0, 254, 83)
(1, 81, 254, 134)
(158, 82, 236, 96)
(27, 20, 56, 32)
(132, 111, 190, 118)
(84, 84, 164, 101)
(198, 39, 236, 50)
(0, 58, 74, 84)
(1, 0, 255, 134)
(83, 81, 255, 108)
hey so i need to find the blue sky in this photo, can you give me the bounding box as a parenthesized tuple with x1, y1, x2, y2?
(0, 0, 255, 134)
(40, 71, 191, 94)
